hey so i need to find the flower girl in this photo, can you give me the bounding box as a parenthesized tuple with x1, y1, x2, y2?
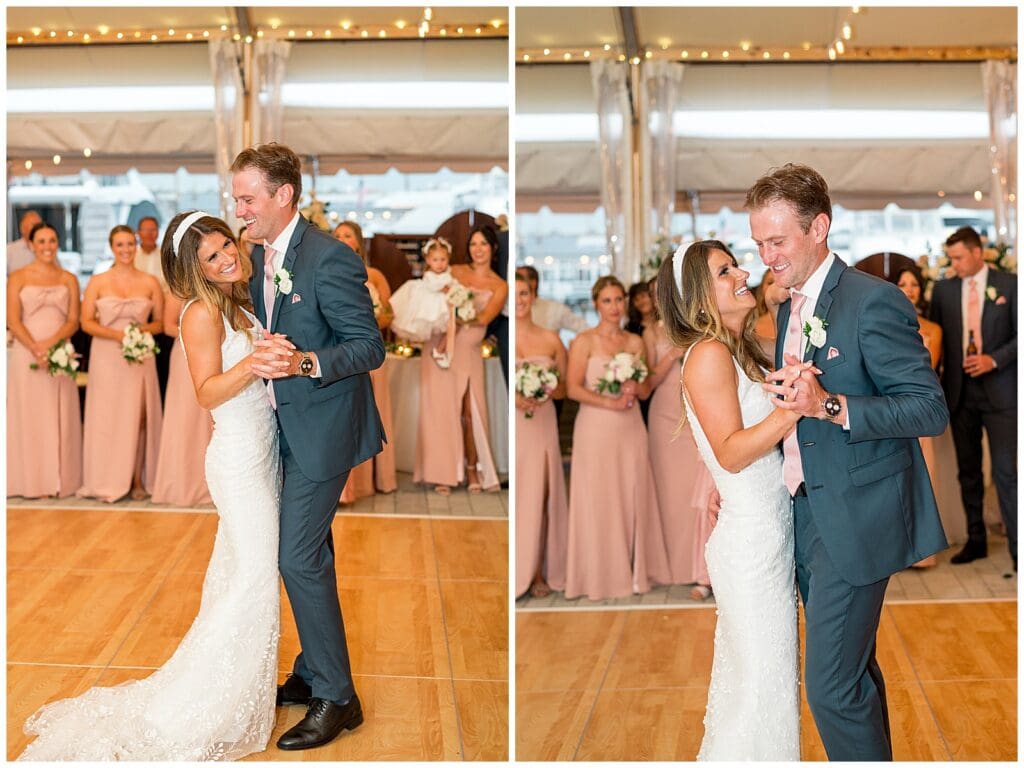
(390, 237, 470, 368)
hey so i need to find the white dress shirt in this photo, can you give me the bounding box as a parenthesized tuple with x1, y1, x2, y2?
(532, 296, 589, 334)
(7, 239, 35, 274)
(959, 263, 989, 356)
(135, 246, 168, 291)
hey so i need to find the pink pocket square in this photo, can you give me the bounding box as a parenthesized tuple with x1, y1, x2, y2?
(291, 293, 302, 304)
(996, 296, 1008, 305)
(827, 346, 840, 360)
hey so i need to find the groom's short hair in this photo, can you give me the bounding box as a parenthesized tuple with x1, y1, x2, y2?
(745, 163, 832, 234)
(230, 143, 302, 209)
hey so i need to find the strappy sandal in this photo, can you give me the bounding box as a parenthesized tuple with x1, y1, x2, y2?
(529, 581, 552, 598)
(465, 464, 483, 493)
(690, 585, 712, 601)
(434, 485, 451, 496)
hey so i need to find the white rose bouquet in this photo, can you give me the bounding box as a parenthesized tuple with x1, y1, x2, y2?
(515, 362, 559, 418)
(447, 281, 477, 322)
(122, 322, 160, 364)
(595, 351, 648, 395)
(30, 339, 80, 378)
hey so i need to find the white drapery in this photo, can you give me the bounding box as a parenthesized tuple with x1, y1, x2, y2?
(590, 60, 636, 284)
(208, 39, 245, 223)
(640, 61, 685, 278)
(251, 39, 292, 145)
(982, 60, 1017, 246)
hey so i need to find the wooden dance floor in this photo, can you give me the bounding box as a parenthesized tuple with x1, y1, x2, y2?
(7, 504, 508, 761)
(517, 600, 1017, 761)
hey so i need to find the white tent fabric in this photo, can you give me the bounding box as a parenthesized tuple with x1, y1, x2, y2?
(517, 61, 995, 211)
(8, 39, 508, 174)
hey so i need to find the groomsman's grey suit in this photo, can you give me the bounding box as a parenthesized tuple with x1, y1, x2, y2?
(250, 214, 385, 706)
(778, 256, 948, 760)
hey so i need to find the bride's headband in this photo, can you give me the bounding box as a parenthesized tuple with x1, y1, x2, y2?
(422, 236, 452, 256)
(672, 240, 695, 294)
(172, 210, 211, 258)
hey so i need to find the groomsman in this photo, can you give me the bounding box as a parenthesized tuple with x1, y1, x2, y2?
(929, 226, 1017, 570)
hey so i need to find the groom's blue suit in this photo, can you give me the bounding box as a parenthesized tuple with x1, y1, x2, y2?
(777, 257, 948, 760)
(251, 214, 385, 705)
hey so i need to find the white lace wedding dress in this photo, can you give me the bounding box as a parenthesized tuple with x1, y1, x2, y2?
(682, 345, 800, 761)
(20, 304, 281, 762)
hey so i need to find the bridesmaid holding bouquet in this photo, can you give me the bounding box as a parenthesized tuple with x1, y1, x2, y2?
(7, 221, 83, 498)
(77, 225, 164, 502)
(514, 272, 568, 598)
(564, 276, 671, 600)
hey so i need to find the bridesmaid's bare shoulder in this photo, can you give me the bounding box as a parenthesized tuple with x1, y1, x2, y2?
(569, 327, 596, 354)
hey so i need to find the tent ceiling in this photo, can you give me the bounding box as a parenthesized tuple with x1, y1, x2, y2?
(7, 8, 508, 175)
(7, 6, 508, 35)
(516, 6, 1015, 52)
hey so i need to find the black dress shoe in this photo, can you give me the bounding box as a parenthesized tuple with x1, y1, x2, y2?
(276, 696, 363, 751)
(276, 673, 312, 707)
(950, 541, 988, 564)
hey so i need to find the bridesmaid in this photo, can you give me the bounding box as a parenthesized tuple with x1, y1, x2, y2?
(897, 265, 944, 568)
(7, 221, 83, 498)
(514, 272, 569, 598)
(564, 276, 671, 600)
(150, 291, 213, 506)
(416, 227, 507, 494)
(643, 277, 708, 586)
(333, 221, 398, 503)
(450, 225, 507, 492)
(77, 225, 164, 502)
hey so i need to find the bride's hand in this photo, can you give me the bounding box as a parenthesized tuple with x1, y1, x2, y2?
(762, 356, 821, 409)
(251, 331, 296, 378)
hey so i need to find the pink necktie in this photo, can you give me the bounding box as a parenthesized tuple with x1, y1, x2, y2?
(782, 292, 807, 495)
(263, 247, 278, 409)
(967, 277, 982, 355)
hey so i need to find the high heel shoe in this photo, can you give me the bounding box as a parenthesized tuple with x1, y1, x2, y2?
(431, 348, 451, 369)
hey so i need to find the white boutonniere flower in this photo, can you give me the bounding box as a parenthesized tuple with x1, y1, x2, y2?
(803, 315, 828, 354)
(985, 285, 998, 302)
(273, 267, 293, 296)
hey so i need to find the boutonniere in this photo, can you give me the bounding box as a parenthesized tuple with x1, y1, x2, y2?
(985, 285, 1000, 303)
(802, 315, 828, 355)
(273, 267, 293, 296)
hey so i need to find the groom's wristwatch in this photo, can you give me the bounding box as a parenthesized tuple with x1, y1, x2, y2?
(822, 393, 842, 422)
(298, 353, 315, 376)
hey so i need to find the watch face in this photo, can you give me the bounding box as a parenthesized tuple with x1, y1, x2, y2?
(300, 356, 313, 374)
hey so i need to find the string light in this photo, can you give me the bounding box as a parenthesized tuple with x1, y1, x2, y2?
(842, 23, 853, 40)
(53, 154, 61, 165)
(24, 160, 32, 170)
(835, 39, 845, 55)
(583, 50, 591, 58)
(83, 148, 92, 157)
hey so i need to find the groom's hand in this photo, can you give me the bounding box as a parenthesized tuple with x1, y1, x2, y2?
(251, 331, 298, 379)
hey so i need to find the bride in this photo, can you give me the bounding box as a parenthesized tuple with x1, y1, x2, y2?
(656, 240, 815, 761)
(19, 211, 295, 761)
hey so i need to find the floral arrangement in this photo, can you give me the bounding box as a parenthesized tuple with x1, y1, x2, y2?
(595, 351, 648, 395)
(300, 192, 331, 232)
(447, 281, 477, 322)
(515, 361, 559, 418)
(802, 315, 828, 353)
(983, 240, 1016, 274)
(273, 267, 294, 296)
(122, 322, 159, 364)
(30, 339, 80, 378)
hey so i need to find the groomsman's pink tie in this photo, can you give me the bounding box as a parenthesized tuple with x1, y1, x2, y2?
(782, 291, 807, 495)
(263, 246, 278, 409)
(967, 277, 983, 354)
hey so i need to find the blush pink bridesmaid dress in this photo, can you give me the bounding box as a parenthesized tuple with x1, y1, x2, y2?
(341, 364, 397, 502)
(7, 285, 83, 498)
(647, 331, 708, 584)
(150, 336, 213, 506)
(414, 289, 499, 489)
(515, 355, 568, 597)
(77, 297, 163, 502)
(564, 354, 671, 600)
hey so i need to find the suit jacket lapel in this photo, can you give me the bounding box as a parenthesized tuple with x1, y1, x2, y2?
(271, 217, 306, 333)
(775, 300, 790, 370)
(251, 244, 266, 325)
(807, 258, 845, 362)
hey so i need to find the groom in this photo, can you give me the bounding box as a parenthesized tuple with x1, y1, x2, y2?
(232, 143, 385, 750)
(750, 164, 948, 761)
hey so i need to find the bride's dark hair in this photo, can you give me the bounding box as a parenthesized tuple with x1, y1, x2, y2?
(161, 211, 254, 332)
(655, 239, 772, 384)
